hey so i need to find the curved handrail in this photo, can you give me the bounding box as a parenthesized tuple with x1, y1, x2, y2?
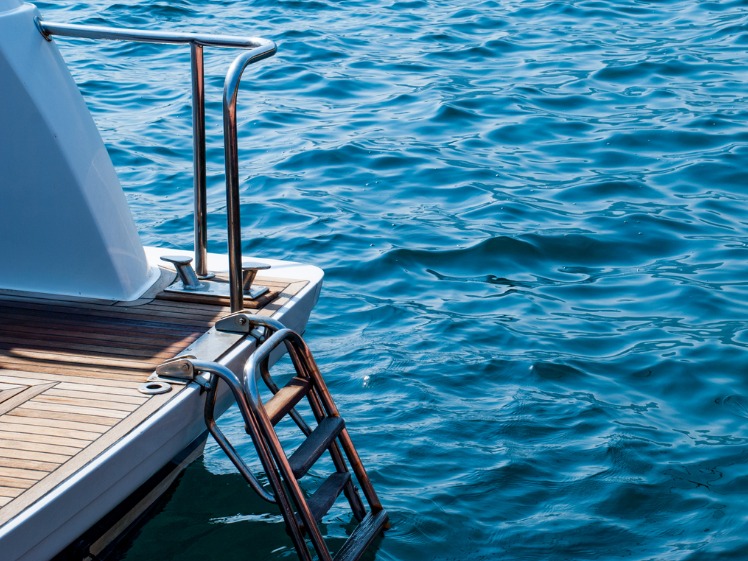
(36, 19, 272, 49)
(188, 359, 277, 503)
(222, 45, 278, 312)
(36, 19, 276, 280)
(36, 20, 272, 49)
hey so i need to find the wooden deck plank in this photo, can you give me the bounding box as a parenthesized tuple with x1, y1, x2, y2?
(9, 407, 119, 428)
(0, 319, 203, 348)
(0, 447, 71, 464)
(0, 421, 101, 441)
(0, 389, 176, 526)
(46, 388, 146, 405)
(0, 368, 135, 390)
(0, 383, 57, 416)
(256, 280, 309, 318)
(142, 298, 237, 314)
(0, 487, 23, 498)
(0, 358, 151, 378)
(0, 321, 204, 349)
(0, 438, 81, 456)
(0, 303, 220, 329)
(0, 476, 36, 490)
(4, 294, 230, 318)
(34, 394, 139, 413)
(0, 466, 48, 481)
(0, 335, 196, 361)
(2, 366, 149, 382)
(0, 315, 208, 341)
(1, 347, 161, 370)
(3, 322, 201, 349)
(0, 360, 150, 380)
(0, 310, 209, 335)
(0, 456, 60, 473)
(0, 299, 220, 324)
(2, 412, 112, 433)
(53, 382, 145, 397)
(0, 386, 25, 405)
(21, 401, 129, 420)
(0, 372, 141, 389)
(0, 384, 22, 393)
(0, 430, 90, 449)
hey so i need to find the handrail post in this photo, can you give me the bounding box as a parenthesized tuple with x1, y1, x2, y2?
(223, 80, 243, 312)
(190, 42, 209, 277)
(223, 45, 277, 312)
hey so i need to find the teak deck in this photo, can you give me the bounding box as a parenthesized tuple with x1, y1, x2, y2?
(0, 276, 306, 527)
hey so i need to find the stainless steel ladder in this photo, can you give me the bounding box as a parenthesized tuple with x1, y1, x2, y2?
(159, 315, 388, 561)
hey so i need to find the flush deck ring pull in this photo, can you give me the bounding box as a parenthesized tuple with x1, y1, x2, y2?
(138, 381, 172, 395)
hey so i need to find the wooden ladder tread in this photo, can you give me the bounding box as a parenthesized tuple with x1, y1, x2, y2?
(288, 416, 345, 479)
(333, 509, 389, 561)
(306, 471, 351, 524)
(264, 377, 311, 426)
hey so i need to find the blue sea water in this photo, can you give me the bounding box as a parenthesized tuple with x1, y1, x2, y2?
(35, 0, 748, 559)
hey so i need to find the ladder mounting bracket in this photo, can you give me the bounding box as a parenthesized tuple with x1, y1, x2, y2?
(152, 355, 210, 389)
(215, 312, 266, 343)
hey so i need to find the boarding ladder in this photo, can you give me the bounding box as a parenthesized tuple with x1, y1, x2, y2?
(157, 314, 388, 561)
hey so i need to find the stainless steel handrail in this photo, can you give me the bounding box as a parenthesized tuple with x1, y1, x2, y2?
(37, 21, 271, 48)
(222, 46, 277, 312)
(36, 19, 276, 280)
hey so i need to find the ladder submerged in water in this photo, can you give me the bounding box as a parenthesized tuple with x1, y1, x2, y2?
(157, 314, 388, 561)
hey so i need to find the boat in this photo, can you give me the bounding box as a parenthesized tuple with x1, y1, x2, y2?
(0, 2, 387, 560)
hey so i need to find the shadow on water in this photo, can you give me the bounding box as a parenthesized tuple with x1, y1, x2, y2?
(112, 461, 387, 561)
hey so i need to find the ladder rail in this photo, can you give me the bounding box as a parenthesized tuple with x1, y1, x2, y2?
(275, 350, 367, 521)
(262, 410, 334, 561)
(241, 337, 336, 561)
(246, 318, 386, 514)
(190, 360, 315, 561)
(277, 344, 368, 521)
(189, 360, 276, 503)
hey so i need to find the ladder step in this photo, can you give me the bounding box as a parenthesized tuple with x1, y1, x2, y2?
(265, 376, 311, 425)
(333, 509, 389, 561)
(305, 471, 351, 524)
(288, 416, 345, 479)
